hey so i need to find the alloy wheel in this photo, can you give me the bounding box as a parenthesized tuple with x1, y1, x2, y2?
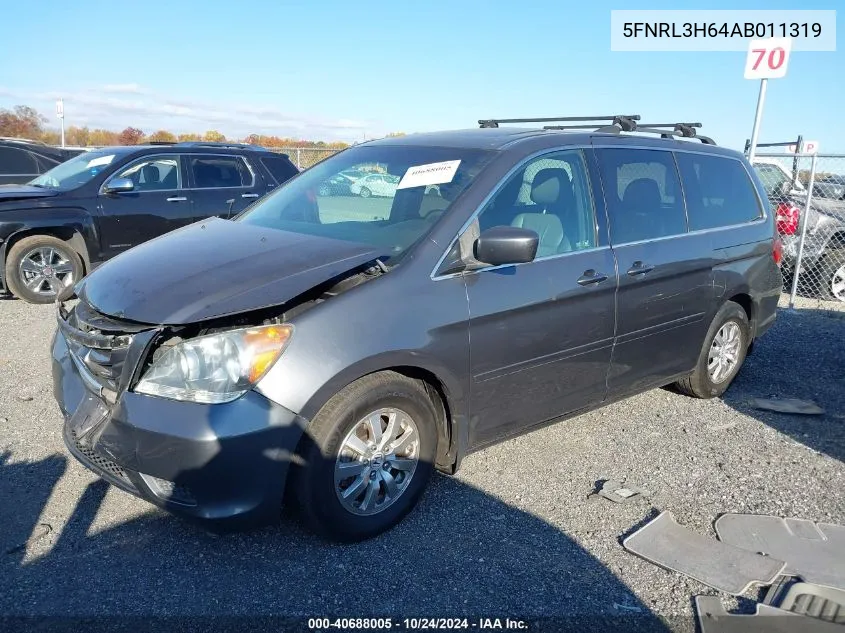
(830, 263, 845, 303)
(334, 407, 420, 516)
(707, 321, 742, 384)
(17, 246, 75, 298)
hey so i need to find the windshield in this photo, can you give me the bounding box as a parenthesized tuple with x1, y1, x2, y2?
(237, 145, 494, 261)
(30, 151, 118, 189)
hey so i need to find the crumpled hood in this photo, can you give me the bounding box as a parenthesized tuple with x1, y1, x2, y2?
(77, 218, 383, 325)
(0, 184, 60, 201)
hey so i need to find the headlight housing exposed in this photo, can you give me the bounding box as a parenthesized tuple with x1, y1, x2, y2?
(135, 325, 293, 404)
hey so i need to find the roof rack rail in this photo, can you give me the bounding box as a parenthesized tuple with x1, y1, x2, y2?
(0, 136, 48, 146)
(175, 141, 270, 151)
(544, 119, 714, 145)
(479, 115, 640, 131)
(635, 122, 715, 145)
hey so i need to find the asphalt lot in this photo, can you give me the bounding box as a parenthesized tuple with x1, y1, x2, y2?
(1, 295, 844, 631)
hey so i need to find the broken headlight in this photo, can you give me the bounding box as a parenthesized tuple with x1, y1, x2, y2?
(135, 325, 293, 404)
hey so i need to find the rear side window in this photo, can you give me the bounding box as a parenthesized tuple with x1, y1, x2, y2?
(261, 155, 298, 184)
(0, 147, 38, 175)
(190, 156, 253, 188)
(676, 154, 763, 230)
(596, 148, 687, 244)
(754, 163, 790, 199)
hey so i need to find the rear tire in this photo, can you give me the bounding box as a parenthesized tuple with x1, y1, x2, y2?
(290, 371, 437, 542)
(674, 302, 750, 399)
(5, 235, 83, 304)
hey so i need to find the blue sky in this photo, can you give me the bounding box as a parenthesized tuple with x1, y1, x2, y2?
(0, 0, 841, 151)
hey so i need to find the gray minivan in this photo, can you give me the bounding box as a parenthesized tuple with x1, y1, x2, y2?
(52, 116, 782, 541)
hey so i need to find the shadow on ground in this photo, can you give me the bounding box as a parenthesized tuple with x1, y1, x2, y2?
(0, 444, 676, 632)
(725, 307, 845, 463)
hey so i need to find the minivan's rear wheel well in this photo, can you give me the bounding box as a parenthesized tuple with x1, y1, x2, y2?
(4, 227, 90, 274)
(726, 293, 754, 354)
(727, 293, 753, 328)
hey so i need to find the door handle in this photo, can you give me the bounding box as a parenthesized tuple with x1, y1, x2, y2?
(166, 196, 187, 202)
(627, 261, 655, 276)
(241, 193, 260, 199)
(576, 270, 609, 286)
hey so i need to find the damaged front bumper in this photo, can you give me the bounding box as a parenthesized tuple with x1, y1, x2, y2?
(51, 300, 309, 530)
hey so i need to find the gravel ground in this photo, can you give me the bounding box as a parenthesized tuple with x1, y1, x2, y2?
(1, 296, 843, 631)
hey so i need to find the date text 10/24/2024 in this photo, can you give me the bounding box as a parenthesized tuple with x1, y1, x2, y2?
(308, 618, 529, 630)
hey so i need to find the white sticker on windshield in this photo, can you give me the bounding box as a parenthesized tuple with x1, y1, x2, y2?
(86, 155, 115, 168)
(397, 160, 461, 190)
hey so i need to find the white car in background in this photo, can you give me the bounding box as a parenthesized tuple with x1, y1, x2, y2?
(349, 173, 400, 198)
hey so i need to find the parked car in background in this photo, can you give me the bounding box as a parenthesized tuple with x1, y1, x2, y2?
(339, 169, 366, 181)
(53, 117, 781, 542)
(318, 172, 358, 196)
(813, 174, 845, 200)
(753, 158, 845, 301)
(0, 142, 298, 303)
(349, 172, 400, 197)
(0, 138, 84, 185)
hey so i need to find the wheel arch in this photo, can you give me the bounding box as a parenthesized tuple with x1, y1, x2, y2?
(726, 292, 754, 327)
(293, 355, 468, 474)
(1, 211, 97, 281)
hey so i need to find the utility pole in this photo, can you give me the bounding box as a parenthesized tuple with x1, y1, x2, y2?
(56, 99, 65, 147)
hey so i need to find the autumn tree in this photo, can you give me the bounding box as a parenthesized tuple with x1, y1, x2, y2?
(65, 126, 90, 146)
(203, 130, 226, 142)
(117, 127, 145, 145)
(148, 129, 176, 143)
(88, 129, 119, 146)
(0, 105, 47, 139)
(40, 130, 60, 145)
(177, 133, 202, 142)
(385, 132, 406, 137)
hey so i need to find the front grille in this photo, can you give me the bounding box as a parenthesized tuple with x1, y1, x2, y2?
(69, 427, 136, 491)
(57, 300, 151, 394)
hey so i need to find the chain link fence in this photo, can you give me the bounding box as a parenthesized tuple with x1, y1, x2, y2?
(752, 152, 845, 311)
(272, 147, 343, 170)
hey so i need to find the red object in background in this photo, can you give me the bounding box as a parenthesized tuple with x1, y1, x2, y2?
(775, 203, 800, 236)
(772, 236, 783, 266)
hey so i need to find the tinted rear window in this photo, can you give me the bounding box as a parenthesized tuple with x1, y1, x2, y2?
(596, 148, 687, 244)
(190, 156, 252, 188)
(676, 153, 762, 231)
(0, 147, 38, 174)
(261, 155, 298, 184)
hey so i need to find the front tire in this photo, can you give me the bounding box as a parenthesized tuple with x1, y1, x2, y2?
(359, 187, 371, 198)
(674, 302, 750, 399)
(5, 235, 83, 304)
(290, 371, 438, 542)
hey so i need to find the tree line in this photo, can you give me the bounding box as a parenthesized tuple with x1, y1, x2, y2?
(0, 105, 355, 149)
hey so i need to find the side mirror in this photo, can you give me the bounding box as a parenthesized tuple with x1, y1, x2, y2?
(103, 177, 134, 194)
(474, 226, 539, 267)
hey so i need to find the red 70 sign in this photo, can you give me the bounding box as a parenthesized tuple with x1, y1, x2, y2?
(745, 38, 792, 80)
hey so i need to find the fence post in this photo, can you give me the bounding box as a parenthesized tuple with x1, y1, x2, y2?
(788, 154, 818, 309)
(296, 148, 301, 169)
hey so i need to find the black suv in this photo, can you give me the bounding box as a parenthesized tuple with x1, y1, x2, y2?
(0, 142, 298, 303)
(0, 138, 84, 185)
(52, 116, 781, 541)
